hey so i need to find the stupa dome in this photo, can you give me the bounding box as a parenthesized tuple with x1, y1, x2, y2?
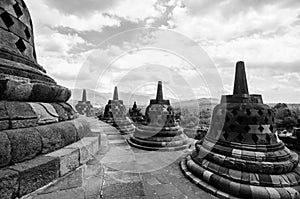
(0, 0, 55, 84)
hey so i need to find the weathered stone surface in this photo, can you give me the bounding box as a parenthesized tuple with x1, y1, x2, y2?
(29, 83, 57, 102)
(56, 122, 79, 145)
(5, 128, 42, 164)
(3, 80, 33, 101)
(0, 132, 11, 167)
(66, 137, 99, 164)
(0, 169, 18, 199)
(39, 166, 84, 194)
(72, 119, 91, 139)
(9, 156, 60, 197)
(29, 103, 58, 125)
(59, 103, 76, 120)
(55, 87, 71, 102)
(102, 181, 145, 198)
(40, 103, 59, 118)
(34, 125, 65, 154)
(5, 101, 38, 129)
(0, 102, 9, 130)
(51, 103, 69, 121)
(46, 148, 80, 176)
(33, 187, 84, 199)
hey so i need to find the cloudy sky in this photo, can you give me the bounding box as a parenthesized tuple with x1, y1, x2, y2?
(25, 0, 300, 103)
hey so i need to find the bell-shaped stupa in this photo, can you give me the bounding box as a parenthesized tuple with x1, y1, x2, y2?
(128, 81, 189, 151)
(180, 62, 300, 198)
(75, 89, 94, 117)
(0, 1, 93, 198)
(102, 86, 135, 134)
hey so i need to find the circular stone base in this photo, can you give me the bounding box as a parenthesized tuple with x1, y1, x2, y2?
(180, 155, 241, 199)
(127, 136, 190, 151)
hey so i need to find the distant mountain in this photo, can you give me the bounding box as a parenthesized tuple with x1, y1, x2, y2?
(172, 98, 219, 109)
(69, 88, 155, 107)
(68, 88, 220, 110)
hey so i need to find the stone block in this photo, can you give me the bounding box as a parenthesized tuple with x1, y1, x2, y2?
(59, 103, 76, 119)
(66, 137, 99, 164)
(0, 169, 18, 199)
(56, 122, 78, 145)
(3, 80, 33, 101)
(5, 127, 42, 164)
(40, 103, 59, 118)
(54, 86, 71, 102)
(9, 156, 60, 197)
(46, 148, 80, 176)
(39, 166, 84, 194)
(51, 103, 69, 121)
(29, 83, 57, 102)
(33, 187, 84, 199)
(0, 132, 11, 167)
(72, 120, 85, 139)
(34, 124, 65, 154)
(5, 101, 38, 128)
(29, 103, 58, 125)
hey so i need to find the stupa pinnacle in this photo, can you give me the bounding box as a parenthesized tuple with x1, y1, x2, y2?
(128, 81, 189, 151)
(113, 86, 119, 100)
(102, 86, 135, 134)
(180, 62, 300, 198)
(75, 89, 94, 116)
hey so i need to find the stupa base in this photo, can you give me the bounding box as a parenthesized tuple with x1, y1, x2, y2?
(128, 136, 190, 151)
(180, 155, 300, 199)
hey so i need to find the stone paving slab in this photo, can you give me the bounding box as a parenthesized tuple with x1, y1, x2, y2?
(20, 120, 217, 199)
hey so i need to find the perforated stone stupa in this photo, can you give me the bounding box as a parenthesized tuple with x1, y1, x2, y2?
(128, 81, 189, 151)
(180, 62, 300, 198)
(102, 86, 135, 134)
(75, 89, 94, 117)
(0, 1, 92, 198)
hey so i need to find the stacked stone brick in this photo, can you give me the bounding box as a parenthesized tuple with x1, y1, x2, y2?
(0, 1, 92, 198)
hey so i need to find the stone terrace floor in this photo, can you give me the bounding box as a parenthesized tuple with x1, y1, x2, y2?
(84, 119, 217, 199)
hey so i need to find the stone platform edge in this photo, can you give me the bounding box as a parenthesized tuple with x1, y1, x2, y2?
(0, 119, 101, 199)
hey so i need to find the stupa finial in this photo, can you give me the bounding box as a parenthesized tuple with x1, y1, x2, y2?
(156, 81, 163, 102)
(82, 89, 87, 102)
(113, 86, 119, 100)
(233, 61, 249, 95)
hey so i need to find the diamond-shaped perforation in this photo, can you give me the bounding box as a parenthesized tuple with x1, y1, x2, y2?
(24, 27, 31, 40)
(268, 110, 272, 116)
(269, 125, 274, 132)
(228, 124, 235, 132)
(258, 109, 264, 116)
(246, 109, 251, 116)
(266, 134, 271, 144)
(236, 133, 244, 142)
(244, 125, 251, 132)
(252, 134, 258, 144)
(232, 109, 238, 116)
(15, 38, 26, 53)
(223, 132, 229, 140)
(264, 117, 269, 124)
(13, 3, 23, 18)
(0, 12, 14, 28)
(236, 116, 243, 124)
(258, 125, 264, 132)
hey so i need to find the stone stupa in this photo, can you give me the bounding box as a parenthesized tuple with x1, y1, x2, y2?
(128, 81, 189, 151)
(102, 86, 135, 134)
(75, 89, 94, 117)
(0, 1, 92, 197)
(180, 61, 300, 198)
